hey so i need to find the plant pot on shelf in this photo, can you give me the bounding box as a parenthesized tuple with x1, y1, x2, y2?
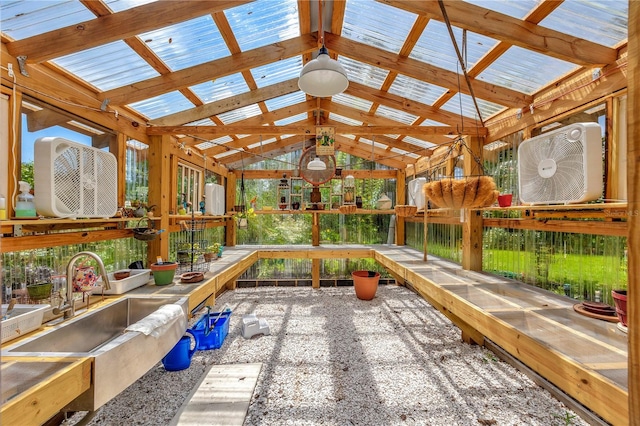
(150, 262, 178, 286)
(351, 270, 380, 301)
(612, 289, 628, 327)
(204, 252, 217, 262)
(498, 194, 513, 207)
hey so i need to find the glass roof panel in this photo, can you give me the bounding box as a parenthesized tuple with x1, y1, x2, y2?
(53, 41, 159, 91)
(264, 92, 307, 111)
(140, 15, 230, 71)
(104, 0, 157, 13)
(342, 0, 416, 54)
(224, 0, 299, 51)
(332, 94, 374, 112)
(388, 75, 448, 106)
(218, 104, 263, 124)
(410, 20, 496, 73)
(275, 113, 308, 126)
(340, 57, 388, 89)
(329, 114, 363, 126)
(129, 91, 194, 120)
(185, 118, 216, 126)
(190, 74, 250, 103)
(477, 46, 578, 95)
(0, 1, 94, 40)
(440, 93, 503, 121)
(401, 136, 437, 149)
(462, 0, 539, 20)
(539, 0, 628, 46)
(376, 105, 418, 125)
(250, 56, 303, 88)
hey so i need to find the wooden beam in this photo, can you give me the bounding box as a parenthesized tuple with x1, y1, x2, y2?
(100, 34, 318, 105)
(7, 1, 254, 63)
(380, 0, 618, 66)
(147, 134, 173, 264)
(150, 79, 302, 126)
(324, 33, 532, 108)
(627, 1, 639, 424)
(148, 124, 488, 137)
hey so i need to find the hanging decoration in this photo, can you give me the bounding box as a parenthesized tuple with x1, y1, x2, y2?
(315, 126, 335, 155)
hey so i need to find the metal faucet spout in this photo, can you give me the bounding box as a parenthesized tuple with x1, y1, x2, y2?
(53, 251, 111, 319)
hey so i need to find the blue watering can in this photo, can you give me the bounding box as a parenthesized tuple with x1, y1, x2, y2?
(162, 330, 199, 371)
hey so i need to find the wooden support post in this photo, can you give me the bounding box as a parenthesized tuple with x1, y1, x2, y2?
(147, 134, 172, 264)
(312, 258, 320, 288)
(627, 2, 639, 423)
(461, 135, 484, 271)
(113, 133, 127, 207)
(226, 173, 237, 247)
(395, 169, 406, 245)
(312, 212, 320, 246)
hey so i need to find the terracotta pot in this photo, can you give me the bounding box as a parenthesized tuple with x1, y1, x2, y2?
(352, 270, 380, 301)
(150, 262, 178, 286)
(612, 289, 628, 327)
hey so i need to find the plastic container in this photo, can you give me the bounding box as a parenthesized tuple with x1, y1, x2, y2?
(1, 304, 49, 343)
(189, 310, 232, 350)
(162, 330, 199, 371)
(15, 181, 37, 217)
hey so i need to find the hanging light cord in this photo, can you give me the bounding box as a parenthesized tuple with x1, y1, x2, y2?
(438, 0, 484, 127)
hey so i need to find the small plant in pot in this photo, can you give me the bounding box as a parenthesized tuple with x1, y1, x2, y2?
(204, 243, 222, 261)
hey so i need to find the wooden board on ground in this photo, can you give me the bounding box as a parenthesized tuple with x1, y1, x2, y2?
(171, 363, 262, 426)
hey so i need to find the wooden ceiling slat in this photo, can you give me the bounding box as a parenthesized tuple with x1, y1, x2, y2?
(148, 124, 487, 137)
(100, 34, 318, 106)
(7, 0, 255, 64)
(325, 33, 532, 108)
(381, 0, 617, 66)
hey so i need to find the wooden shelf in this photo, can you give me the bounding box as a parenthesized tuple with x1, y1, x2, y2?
(254, 209, 395, 215)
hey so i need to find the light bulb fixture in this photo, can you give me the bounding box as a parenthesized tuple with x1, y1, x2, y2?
(307, 156, 327, 171)
(298, 45, 349, 98)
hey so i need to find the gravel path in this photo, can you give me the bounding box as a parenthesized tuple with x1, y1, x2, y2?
(73, 285, 589, 426)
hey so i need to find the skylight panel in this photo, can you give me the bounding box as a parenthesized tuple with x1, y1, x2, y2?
(104, 0, 157, 13)
(225, 0, 299, 51)
(251, 56, 303, 88)
(440, 93, 503, 121)
(332, 94, 373, 112)
(218, 104, 262, 124)
(340, 57, 388, 89)
(0, 1, 95, 40)
(539, 0, 628, 47)
(140, 15, 230, 71)
(190, 74, 250, 103)
(462, 0, 539, 20)
(410, 20, 495, 73)
(53, 41, 159, 91)
(342, 0, 415, 54)
(275, 113, 308, 126)
(402, 136, 437, 149)
(376, 106, 418, 125)
(388, 75, 448, 106)
(264, 92, 307, 111)
(329, 114, 363, 126)
(129, 91, 195, 120)
(478, 46, 577, 95)
(186, 118, 216, 126)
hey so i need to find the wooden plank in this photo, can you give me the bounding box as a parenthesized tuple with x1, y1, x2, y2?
(187, 277, 218, 314)
(627, 1, 639, 424)
(171, 363, 262, 426)
(482, 218, 627, 237)
(312, 258, 320, 289)
(1, 229, 133, 253)
(0, 358, 92, 426)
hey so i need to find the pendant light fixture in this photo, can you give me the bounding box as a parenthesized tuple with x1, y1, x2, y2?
(298, 0, 349, 98)
(307, 156, 327, 171)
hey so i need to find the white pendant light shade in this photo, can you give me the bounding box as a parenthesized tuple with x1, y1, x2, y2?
(307, 156, 327, 171)
(298, 46, 349, 98)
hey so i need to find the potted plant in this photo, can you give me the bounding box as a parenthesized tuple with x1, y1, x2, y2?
(234, 207, 256, 229)
(204, 243, 222, 261)
(612, 289, 628, 327)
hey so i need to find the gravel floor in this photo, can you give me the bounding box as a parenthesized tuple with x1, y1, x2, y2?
(72, 285, 590, 426)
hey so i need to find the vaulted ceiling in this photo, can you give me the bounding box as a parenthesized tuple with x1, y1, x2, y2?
(0, 0, 629, 171)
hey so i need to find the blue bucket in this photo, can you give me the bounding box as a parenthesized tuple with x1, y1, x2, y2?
(162, 330, 199, 371)
(189, 310, 232, 350)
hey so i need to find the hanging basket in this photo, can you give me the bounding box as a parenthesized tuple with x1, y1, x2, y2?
(339, 205, 357, 214)
(132, 217, 159, 241)
(423, 176, 498, 209)
(394, 205, 417, 217)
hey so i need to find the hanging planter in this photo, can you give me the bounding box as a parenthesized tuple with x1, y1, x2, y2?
(394, 205, 417, 217)
(423, 176, 498, 209)
(237, 217, 248, 229)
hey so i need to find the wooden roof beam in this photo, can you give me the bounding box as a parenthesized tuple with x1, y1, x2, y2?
(380, 0, 617, 66)
(147, 124, 488, 137)
(100, 34, 318, 106)
(324, 33, 531, 108)
(7, 1, 254, 64)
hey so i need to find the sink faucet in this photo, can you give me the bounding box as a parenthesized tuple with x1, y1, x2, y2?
(53, 251, 111, 319)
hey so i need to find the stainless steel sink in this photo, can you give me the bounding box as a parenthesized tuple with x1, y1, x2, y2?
(2, 296, 189, 411)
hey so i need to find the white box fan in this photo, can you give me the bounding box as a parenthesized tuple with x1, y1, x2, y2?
(408, 177, 426, 210)
(34, 137, 118, 218)
(517, 123, 603, 205)
(204, 183, 225, 215)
